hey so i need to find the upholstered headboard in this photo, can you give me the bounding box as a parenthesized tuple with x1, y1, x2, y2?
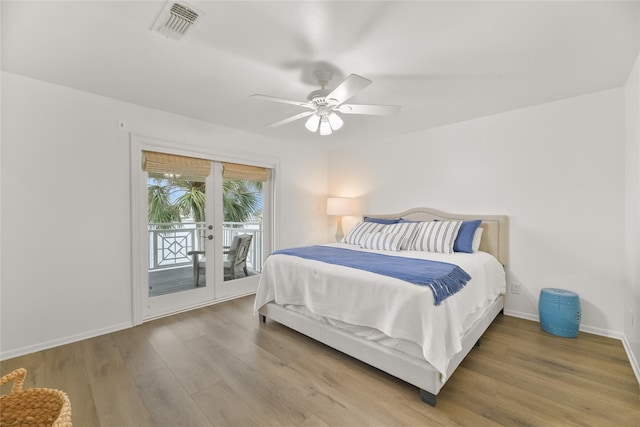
(365, 207, 510, 266)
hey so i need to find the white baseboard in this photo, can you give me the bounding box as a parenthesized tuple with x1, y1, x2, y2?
(503, 310, 624, 339)
(0, 321, 133, 361)
(621, 335, 640, 388)
(503, 309, 538, 322)
(504, 310, 639, 387)
(5, 305, 639, 389)
(1, 292, 258, 361)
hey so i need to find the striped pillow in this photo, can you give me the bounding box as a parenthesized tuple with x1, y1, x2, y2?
(342, 222, 385, 245)
(410, 221, 462, 254)
(360, 231, 405, 252)
(382, 222, 421, 250)
(472, 227, 483, 252)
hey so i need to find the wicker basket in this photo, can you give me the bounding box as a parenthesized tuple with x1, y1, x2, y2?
(0, 368, 72, 427)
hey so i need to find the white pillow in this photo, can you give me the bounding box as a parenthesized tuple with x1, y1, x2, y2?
(360, 231, 404, 252)
(410, 220, 462, 254)
(342, 222, 385, 245)
(382, 222, 421, 250)
(472, 227, 483, 252)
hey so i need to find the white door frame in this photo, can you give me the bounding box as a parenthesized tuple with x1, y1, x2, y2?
(130, 134, 277, 324)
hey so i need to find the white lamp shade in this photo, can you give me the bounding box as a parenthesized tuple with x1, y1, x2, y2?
(327, 112, 344, 130)
(327, 197, 353, 215)
(305, 114, 321, 132)
(319, 117, 332, 136)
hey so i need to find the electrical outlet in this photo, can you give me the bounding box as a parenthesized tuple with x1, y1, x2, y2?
(511, 282, 521, 294)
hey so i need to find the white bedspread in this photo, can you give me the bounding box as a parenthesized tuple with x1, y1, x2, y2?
(254, 243, 506, 380)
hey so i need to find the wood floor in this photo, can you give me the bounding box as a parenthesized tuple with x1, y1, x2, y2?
(2, 295, 638, 426)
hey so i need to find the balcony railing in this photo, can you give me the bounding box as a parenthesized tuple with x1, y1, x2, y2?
(148, 221, 263, 273)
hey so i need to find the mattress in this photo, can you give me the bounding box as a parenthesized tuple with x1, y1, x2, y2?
(254, 243, 506, 379)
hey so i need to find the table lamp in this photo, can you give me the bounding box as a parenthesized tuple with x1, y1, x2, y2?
(327, 197, 353, 242)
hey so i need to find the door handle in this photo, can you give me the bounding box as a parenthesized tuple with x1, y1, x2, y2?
(208, 225, 213, 230)
(207, 235, 213, 240)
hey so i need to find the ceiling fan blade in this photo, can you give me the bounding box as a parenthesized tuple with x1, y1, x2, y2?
(326, 74, 372, 106)
(250, 94, 313, 109)
(266, 111, 315, 128)
(337, 104, 401, 116)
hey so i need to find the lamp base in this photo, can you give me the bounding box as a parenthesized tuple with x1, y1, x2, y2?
(335, 216, 344, 242)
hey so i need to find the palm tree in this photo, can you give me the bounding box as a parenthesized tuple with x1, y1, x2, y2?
(173, 180, 206, 223)
(148, 178, 181, 225)
(147, 178, 261, 224)
(223, 180, 261, 223)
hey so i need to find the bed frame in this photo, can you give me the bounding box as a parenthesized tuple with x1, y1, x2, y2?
(258, 207, 509, 406)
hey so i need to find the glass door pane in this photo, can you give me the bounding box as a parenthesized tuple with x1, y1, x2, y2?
(147, 173, 210, 297)
(214, 169, 268, 300)
(221, 178, 263, 282)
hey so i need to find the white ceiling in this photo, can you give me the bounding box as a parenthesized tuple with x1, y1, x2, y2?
(2, 1, 639, 145)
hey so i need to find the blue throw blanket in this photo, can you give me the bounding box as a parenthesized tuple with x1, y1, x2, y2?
(271, 246, 471, 305)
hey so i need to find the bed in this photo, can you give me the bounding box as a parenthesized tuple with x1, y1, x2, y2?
(254, 207, 509, 406)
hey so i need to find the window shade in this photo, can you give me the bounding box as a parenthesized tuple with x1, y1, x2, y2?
(142, 151, 211, 177)
(222, 162, 270, 182)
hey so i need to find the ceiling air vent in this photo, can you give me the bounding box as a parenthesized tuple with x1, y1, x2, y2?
(152, 2, 204, 41)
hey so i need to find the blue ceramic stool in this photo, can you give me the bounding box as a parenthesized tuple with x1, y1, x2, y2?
(538, 288, 581, 338)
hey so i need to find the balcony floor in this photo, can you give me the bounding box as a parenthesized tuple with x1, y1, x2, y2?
(148, 265, 257, 297)
(149, 266, 200, 297)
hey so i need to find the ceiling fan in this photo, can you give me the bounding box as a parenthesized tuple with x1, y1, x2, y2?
(250, 70, 400, 136)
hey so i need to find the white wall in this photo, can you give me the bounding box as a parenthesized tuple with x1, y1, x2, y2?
(624, 55, 640, 380)
(329, 88, 626, 337)
(2, 68, 636, 376)
(0, 72, 328, 358)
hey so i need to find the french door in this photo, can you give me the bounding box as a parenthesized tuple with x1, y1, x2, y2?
(131, 136, 273, 322)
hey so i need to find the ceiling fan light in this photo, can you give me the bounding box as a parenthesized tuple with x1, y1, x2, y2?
(305, 114, 321, 132)
(327, 112, 344, 131)
(319, 118, 332, 136)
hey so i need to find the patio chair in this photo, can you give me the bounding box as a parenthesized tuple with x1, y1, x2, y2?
(186, 234, 253, 285)
(186, 249, 205, 286)
(224, 234, 253, 280)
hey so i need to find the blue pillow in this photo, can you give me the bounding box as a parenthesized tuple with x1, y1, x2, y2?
(364, 216, 400, 224)
(453, 220, 482, 253)
(399, 218, 422, 223)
